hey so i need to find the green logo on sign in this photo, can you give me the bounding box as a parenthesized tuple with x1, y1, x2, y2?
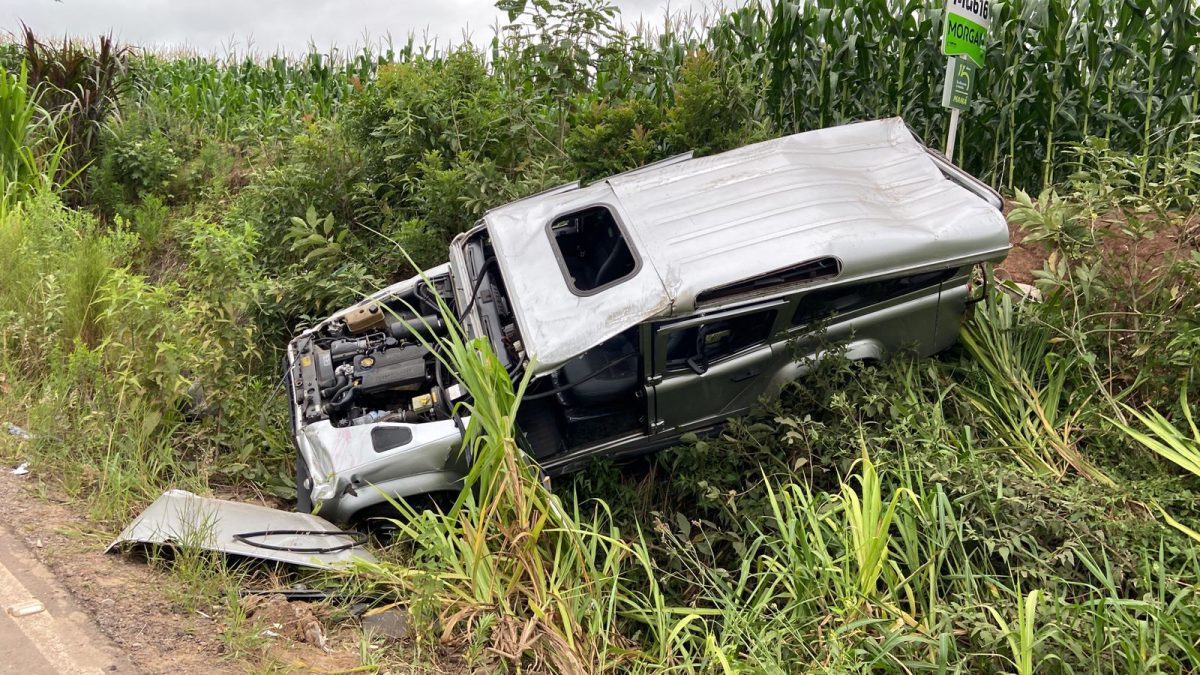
(944, 13, 988, 66)
(941, 56, 976, 111)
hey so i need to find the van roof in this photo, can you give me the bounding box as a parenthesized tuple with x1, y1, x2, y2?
(483, 118, 1010, 374)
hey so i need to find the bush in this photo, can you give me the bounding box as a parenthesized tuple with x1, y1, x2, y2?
(664, 51, 762, 156)
(92, 121, 180, 210)
(229, 120, 366, 259)
(566, 98, 666, 181)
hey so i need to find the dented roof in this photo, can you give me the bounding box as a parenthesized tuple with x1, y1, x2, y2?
(483, 118, 1010, 374)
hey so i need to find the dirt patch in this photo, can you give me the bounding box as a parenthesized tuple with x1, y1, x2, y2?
(996, 219, 1049, 285)
(0, 471, 230, 674)
(994, 202, 1198, 286)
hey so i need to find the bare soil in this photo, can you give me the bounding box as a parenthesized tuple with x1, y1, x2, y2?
(995, 219, 1049, 284)
(995, 204, 1198, 285)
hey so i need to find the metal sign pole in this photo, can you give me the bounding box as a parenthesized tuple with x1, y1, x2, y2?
(946, 106, 961, 160)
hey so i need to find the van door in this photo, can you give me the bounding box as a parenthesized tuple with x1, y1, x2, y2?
(650, 302, 783, 433)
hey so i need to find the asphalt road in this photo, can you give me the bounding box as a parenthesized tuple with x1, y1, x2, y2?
(0, 524, 136, 674)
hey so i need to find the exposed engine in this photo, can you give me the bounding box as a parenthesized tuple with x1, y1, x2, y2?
(290, 273, 459, 428)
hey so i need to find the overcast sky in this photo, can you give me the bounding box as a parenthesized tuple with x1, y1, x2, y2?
(5, 0, 714, 55)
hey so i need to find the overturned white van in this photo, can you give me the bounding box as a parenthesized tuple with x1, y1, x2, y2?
(286, 117, 1010, 523)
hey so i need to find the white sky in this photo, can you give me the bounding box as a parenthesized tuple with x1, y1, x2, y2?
(5, 0, 715, 55)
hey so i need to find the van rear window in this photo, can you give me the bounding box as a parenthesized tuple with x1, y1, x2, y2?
(793, 268, 957, 325)
(549, 206, 638, 294)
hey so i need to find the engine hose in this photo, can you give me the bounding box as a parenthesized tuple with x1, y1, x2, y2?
(434, 359, 454, 418)
(327, 380, 356, 410)
(320, 372, 348, 398)
(460, 257, 497, 319)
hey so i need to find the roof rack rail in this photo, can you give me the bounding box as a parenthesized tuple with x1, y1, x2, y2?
(600, 151, 694, 183)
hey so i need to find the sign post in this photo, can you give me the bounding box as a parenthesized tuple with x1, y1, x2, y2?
(941, 56, 977, 159)
(940, 0, 990, 162)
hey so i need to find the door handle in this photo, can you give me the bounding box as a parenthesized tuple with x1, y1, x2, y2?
(730, 368, 760, 383)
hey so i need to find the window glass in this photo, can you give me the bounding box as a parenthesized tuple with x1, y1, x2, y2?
(792, 268, 955, 326)
(663, 310, 777, 369)
(549, 206, 637, 293)
(696, 257, 840, 305)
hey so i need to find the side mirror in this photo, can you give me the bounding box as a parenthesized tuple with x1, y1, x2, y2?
(686, 355, 708, 375)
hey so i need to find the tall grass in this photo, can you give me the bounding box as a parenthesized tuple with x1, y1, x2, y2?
(1110, 376, 1200, 478)
(0, 60, 82, 213)
(20, 28, 129, 190)
(960, 293, 1114, 484)
(0, 62, 35, 190)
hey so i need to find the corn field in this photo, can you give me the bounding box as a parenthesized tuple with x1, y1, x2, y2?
(721, 0, 1200, 192)
(109, 0, 1200, 193)
(601, 0, 1200, 192)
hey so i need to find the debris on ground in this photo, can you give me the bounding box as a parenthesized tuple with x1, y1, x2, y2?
(360, 604, 412, 642)
(7, 423, 31, 440)
(108, 490, 376, 569)
(242, 593, 329, 651)
(10, 462, 29, 476)
(1000, 280, 1044, 302)
(6, 599, 46, 617)
(241, 587, 381, 613)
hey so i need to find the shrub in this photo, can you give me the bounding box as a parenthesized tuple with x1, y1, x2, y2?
(93, 123, 180, 209)
(566, 98, 666, 181)
(664, 51, 761, 157)
(229, 120, 365, 257)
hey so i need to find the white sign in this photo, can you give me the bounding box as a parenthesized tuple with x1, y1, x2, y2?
(943, 0, 992, 67)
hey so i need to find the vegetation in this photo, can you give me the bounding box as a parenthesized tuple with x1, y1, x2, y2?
(1, 0, 1198, 671)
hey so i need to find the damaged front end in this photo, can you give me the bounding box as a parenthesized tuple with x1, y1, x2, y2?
(286, 264, 470, 523)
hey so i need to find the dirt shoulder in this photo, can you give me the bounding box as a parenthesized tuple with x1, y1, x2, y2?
(0, 471, 238, 674)
(0, 469, 404, 674)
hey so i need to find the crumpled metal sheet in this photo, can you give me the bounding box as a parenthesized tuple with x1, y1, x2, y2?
(107, 490, 376, 569)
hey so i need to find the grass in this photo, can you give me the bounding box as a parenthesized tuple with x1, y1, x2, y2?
(1110, 376, 1200, 478)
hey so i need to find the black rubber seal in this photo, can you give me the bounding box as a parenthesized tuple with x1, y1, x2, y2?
(232, 529, 368, 554)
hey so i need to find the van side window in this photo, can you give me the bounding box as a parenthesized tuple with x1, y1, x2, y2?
(664, 310, 777, 369)
(696, 257, 840, 305)
(792, 268, 956, 326)
(549, 206, 638, 293)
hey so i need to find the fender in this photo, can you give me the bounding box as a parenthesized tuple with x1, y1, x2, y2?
(762, 338, 886, 399)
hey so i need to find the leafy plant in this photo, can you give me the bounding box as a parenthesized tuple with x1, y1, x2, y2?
(286, 206, 348, 265)
(21, 26, 130, 192)
(1109, 376, 1200, 478)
